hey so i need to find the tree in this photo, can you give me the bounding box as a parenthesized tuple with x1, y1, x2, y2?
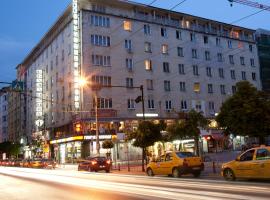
(102, 140, 114, 158)
(127, 121, 163, 172)
(166, 110, 209, 156)
(216, 81, 270, 144)
(0, 142, 22, 158)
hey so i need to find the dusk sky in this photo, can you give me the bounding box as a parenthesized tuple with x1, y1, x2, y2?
(1, 0, 270, 83)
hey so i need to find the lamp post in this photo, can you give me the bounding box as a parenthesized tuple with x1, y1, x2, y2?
(78, 76, 145, 157)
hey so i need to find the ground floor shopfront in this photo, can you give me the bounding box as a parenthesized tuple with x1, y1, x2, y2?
(50, 134, 142, 164)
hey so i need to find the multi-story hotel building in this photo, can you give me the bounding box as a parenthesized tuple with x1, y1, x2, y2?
(18, 0, 261, 162)
(0, 89, 9, 143)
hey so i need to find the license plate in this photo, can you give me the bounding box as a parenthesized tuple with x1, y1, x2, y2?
(193, 167, 200, 170)
(100, 165, 105, 168)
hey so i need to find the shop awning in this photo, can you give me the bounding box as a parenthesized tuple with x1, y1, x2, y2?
(211, 133, 224, 140)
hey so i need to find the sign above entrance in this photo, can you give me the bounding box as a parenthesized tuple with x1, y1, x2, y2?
(90, 109, 117, 118)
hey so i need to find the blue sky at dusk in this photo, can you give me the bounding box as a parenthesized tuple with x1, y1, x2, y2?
(1, 0, 270, 83)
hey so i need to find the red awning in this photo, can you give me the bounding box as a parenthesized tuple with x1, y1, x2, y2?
(211, 133, 224, 140)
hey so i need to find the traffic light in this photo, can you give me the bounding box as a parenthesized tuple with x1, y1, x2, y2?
(135, 95, 142, 103)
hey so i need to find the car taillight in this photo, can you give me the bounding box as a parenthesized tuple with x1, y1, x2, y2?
(106, 160, 111, 164)
(91, 161, 97, 165)
(183, 159, 188, 167)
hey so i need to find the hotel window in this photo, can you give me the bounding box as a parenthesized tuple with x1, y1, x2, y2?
(92, 55, 111, 67)
(250, 58, 255, 67)
(123, 20, 132, 31)
(91, 35, 110, 47)
(231, 70, 236, 80)
(203, 36, 208, 44)
(228, 40, 232, 49)
(164, 80, 171, 91)
(165, 100, 172, 110)
(177, 47, 184, 57)
(146, 79, 154, 90)
(252, 72, 256, 81)
(127, 99, 135, 109)
(190, 33, 195, 42)
(249, 44, 253, 52)
(148, 98, 155, 109)
(181, 100, 188, 110)
(163, 62, 170, 73)
(241, 71, 246, 80)
(217, 53, 223, 62)
(216, 38, 221, 46)
(179, 64, 185, 74)
(192, 49, 198, 58)
(232, 86, 237, 94)
(193, 65, 199, 76)
(92, 76, 111, 87)
(208, 84, 213, 94)
(90, 15, 110, 27)
(144, 24, 151, 35)
(162, 44, 169, 54)
(229, 55, 234, 65)
(145, 60, 152, 71)
(206, 67, 212, 77)
(193, 82, 200, 93)
(126, 78, 134, 88)
(219, 68, 224, 78)
(126, 58, 133, 71)
(220, 85, 226, 95)
(145, 42, 152, 53)
(161, 27, 168, 37)
(94, 98, 112, 109)
(180, 82, 186, 92)
(61, 50, 65, 61)
(176, 30, 182, 40)
(240, 57, 245, 65)
(125, 39, 132, 51)
(209, 101, 215, 111)
(205, 51, 210, 61)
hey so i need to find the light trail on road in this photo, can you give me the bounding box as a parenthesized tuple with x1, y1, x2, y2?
(0, 167, 270, 200)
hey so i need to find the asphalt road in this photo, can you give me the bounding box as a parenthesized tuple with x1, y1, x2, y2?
(0, 167, 270, 200)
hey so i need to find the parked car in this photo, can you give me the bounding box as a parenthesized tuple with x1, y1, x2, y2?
(41, 159, 57, 169)
(221, 145, 270, 181)
(78, 156, 111, 173)
(146, 151, 204, 178)
(20, 159, 31, 168)
(13, 159, 23, 167)
(29, 158, 43, 168)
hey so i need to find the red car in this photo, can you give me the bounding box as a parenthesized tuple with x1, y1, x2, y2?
(78, 156, 111, 173)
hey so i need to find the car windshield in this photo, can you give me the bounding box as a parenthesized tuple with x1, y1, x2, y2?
(95, 157, 107, 161)
(176, 152, 195, 158)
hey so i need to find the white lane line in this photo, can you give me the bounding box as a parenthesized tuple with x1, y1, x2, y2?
(0, 168, 267, 200)
(2, 167, 270, 194)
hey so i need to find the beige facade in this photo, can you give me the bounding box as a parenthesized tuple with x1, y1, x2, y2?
(19, 0, 260, 143)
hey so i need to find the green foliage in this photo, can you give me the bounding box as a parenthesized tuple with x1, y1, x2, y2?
(102, 140, 114, 149)
(216, 81, 270, 142)
(166, 110, 209, 155)
(167, 110, 209, 140)
(127, 121, 163, 149)
(0, 142, 22, 158)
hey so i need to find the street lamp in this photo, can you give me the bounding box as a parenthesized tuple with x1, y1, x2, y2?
(78, 76, 146, 157)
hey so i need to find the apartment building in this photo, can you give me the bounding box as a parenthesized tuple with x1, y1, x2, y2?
(0, 89, 9, 143)
(18, 0, 261, 161)
(256, 29, 270, 93)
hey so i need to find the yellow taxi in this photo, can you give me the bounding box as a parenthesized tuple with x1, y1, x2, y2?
(146, 151, 204, 178)
(221, 146, 270, 181)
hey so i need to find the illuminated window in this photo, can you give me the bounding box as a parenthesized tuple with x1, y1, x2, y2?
(193, 82, 200, 93)
(162, 44, 168, 54)
(145, 60, 152, 71)
(123, 20, 132, 31)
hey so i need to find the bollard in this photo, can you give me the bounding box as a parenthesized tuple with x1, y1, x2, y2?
(118, 163, 120, 171)
(212, 161, 216, 174)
